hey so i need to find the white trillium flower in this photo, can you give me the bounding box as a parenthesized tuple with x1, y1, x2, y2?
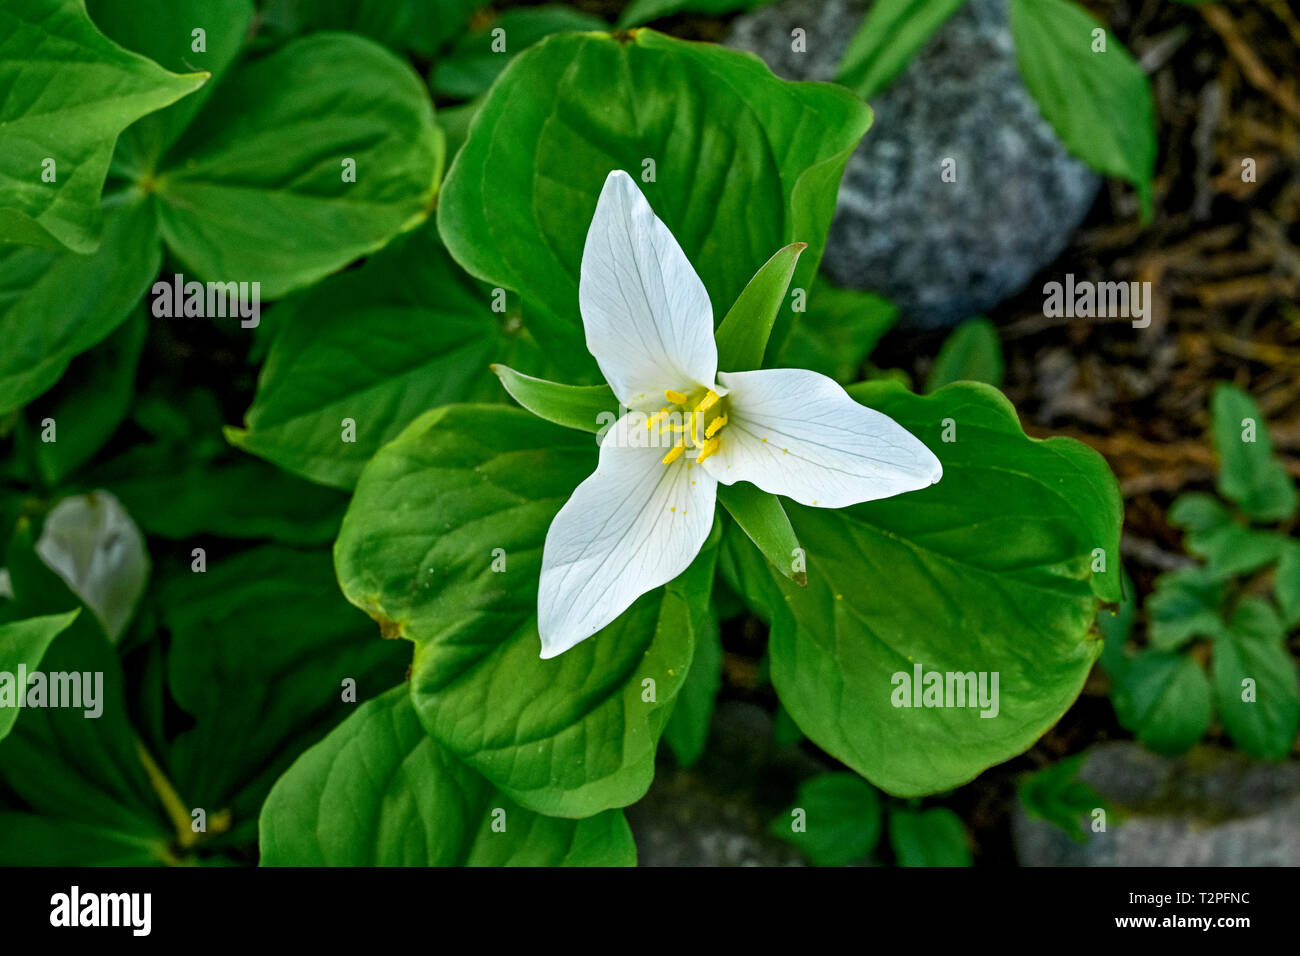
(537, 170, 943, 659)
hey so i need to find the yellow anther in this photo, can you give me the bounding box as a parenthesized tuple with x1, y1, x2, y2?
(646, 407, 671, 429)
(662, 441, 686, 465)
(696, 437, 720, 464)
(690, 409, 700, 445)
(665, 389, 687, 405)
(695, 390, 720, 413)
(705, 414, 727, 439)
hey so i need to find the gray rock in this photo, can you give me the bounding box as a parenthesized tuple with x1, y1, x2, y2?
(727, 0, 1101, 329)
(1013, 742, 1300, 866)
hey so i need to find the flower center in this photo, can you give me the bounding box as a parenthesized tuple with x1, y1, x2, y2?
(649, 387, 727, 466)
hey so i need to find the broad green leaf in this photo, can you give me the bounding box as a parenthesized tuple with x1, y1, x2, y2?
(769, 772, 883, 866)
(492, 366, 618, 435)
(836, 0, 968, 99)
(751, 382, 1121, 796)
(432, 6, 609, 99)
(888, 807, 971, 866)
(717, 482, 804, 585)
(0, 199, 162, 416)
(260, 686, 636, 865)
(335, 404, 716, 816)
(1212, 598, 1299, 760)
(1210, 383, 1297, 522)
(158, 546, 408, 843)
(1017, 753, 1109, 843)
(777, 281, 898, 384)
(1111, 649, 1212, 755)
(1276, 543, 1300, 629)
(0, 610, 79, 740)
(663, 601, 722, 768)
(227, 228, 505, 489)
(0, 811, 164, 866)
(616, 0, 769, 29)
(1146, 567, 1224, 651)
(438, 29, 871, 377)
(1010, 0, 1157, 219)
(87, 0, 254, 176)
(1169, 491, 1285, 580)
(26, 312, 145, 486)
(155, 33, 442, 298)
(925, 316, 1004, 392)
(0, 0, 204, 252)
(715, 242, 806, 372)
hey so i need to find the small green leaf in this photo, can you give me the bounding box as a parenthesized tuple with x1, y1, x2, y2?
(1212, 598, 1299, 760)
(925, 316, 1004, 391)
(888, 807, 971, 866)
(616, 0, 767, 29)
(492, 366, 618, 435)
(715, 242, 806, 372)
(769, 772, 882, 866)
(260, 687, 636, 866)
(1010, 0, 1157, 219)
(836, 0, 968, 99)
(1211, 383, 1297, 523)
(0, 610, 80, 740)
(1017, 753, 1110, 843)
(1146, 567, 1225, 651)
(0, 0, 205, 252)
(1111, 649, 1212, 755)
(716, 482, 804, 586)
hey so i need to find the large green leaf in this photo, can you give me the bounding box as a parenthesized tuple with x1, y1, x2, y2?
(261, 0, 483, 57)
(0, 610, 80, 740)
(663, 600, 722, 768)
(0, 199, 162, 416)
(260, 686, 636, 865)
(740, 382, 1121, 796)
(1210, 383, 1297, 523)
(1212, 598, 1299, 760)
(0, 0, 204, 252)
(438, 29, 871, 377)
(157, 547, 409, 843)
(154, 33, 442, 298)
(335, 404, 716, 816)
(836, 0, 968, 100)
(1010, 0, 1156, 219)
(227, 228, 507, 489)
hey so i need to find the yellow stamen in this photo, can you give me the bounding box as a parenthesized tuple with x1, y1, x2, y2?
(662, 441, 686, 465)
(646, 407, 670, 429)
(665, 389, 687, 405)
(705, 414, 727, 439)
(690, 409, 700, 445)
(696, 437, 720, 464)
(695, 389, 720, 413)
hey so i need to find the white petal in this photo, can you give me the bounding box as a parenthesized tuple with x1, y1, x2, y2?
(702, 369, 942, 508)
(579, 170, 716, 409)
(538, 413, 717, 658)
